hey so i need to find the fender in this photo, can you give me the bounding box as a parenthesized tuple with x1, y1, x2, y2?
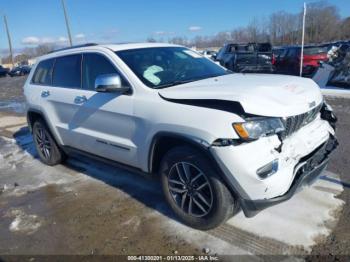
(26, 108, 64, 146)
(147, 131, 250, 207)
(148, 131, 211, 174)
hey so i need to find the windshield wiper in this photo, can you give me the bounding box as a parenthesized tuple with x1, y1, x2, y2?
(155, 79, 199, 89)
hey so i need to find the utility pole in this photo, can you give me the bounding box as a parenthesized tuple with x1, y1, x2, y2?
(300, 2, 307, 77)
(3, 15, 14, 67)
(61, 0, 73, 46)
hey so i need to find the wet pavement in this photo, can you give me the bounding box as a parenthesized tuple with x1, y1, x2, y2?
(0, 121, 248, 257)
(0, 76, 349, 259)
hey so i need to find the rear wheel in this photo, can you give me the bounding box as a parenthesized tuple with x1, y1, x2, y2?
(160, 146, 238, 230)
(32, 120, 65, 165)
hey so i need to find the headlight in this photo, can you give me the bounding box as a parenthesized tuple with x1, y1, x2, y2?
(233, 118, 285, 140)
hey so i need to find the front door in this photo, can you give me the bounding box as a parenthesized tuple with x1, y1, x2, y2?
(66, 52, 137, 166)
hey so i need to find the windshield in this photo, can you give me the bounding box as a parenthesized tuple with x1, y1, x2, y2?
(116, 47, 228, 89)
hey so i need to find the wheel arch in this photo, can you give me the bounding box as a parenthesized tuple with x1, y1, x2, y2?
(26, 108, 63, 146)
(148, 132, 211, 175)
(148, 132, 246, 206)
(27, 109, 46, 133)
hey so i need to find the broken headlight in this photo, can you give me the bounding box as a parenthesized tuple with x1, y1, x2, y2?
(233, 118, 285, 140)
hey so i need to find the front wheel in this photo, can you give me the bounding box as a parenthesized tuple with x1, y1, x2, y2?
(160, 146, 238, 230)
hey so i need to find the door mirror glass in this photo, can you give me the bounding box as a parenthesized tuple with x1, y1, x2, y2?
(95, 74, 130, 93)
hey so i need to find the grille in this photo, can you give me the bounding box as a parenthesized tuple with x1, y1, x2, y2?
(280, 103, 322, 139)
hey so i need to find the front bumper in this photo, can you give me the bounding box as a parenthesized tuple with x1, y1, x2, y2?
(210, 116, 337, 217)
(239, 135, 338, 217)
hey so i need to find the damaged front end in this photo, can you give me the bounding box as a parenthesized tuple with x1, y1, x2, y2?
(210, 101, 339, 217)
(240, 134, 338, 217)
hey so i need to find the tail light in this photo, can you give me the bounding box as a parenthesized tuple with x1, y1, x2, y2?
(272, 54, 276, 65)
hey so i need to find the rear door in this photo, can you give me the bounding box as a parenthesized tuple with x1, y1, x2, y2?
(40, 54, 84, 146)
(279, 48, 299, 75)
(28, 58, 57, 134)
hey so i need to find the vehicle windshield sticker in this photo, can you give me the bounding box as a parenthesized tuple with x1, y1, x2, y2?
(143, 65, 164, 85)
(174, 52, 187, 59)
(183, 50, 202, 58)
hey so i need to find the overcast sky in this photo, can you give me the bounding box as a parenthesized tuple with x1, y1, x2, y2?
(0, 0, 349, 52)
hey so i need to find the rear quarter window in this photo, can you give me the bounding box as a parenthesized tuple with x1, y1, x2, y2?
(31, 59, 55, 85)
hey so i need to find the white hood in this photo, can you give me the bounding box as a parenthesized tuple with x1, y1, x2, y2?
(159, 73, 323, 117)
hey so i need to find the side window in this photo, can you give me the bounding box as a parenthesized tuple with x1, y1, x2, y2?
(52, 54, 82, 88)
(279, 49, 287, 58)
(82, 53, 120, 90)
(287, 49, 295, 58)
(32, 59, 55, 85)
(216, 47, 225, 60)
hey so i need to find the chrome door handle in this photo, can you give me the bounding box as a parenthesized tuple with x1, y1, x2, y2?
(74, 95, 87, 104)
(41, 90, 50, 97)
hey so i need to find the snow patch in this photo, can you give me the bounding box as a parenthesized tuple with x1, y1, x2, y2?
(321, 87, 350, 98)
(226, 171, 344, 250)
(0, 115, 26, 127)
(5, 209, 42, 234)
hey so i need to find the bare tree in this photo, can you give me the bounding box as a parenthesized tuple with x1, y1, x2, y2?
(146, 37, 157, 43)
(169, 36, 189, 46)
(340, 17, 350, 40)
(304, 1, 340, 43)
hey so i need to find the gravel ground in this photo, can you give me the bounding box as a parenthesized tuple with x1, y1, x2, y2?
(309, 97, 350, 260)
(0, 75, 349, 260)
(0, 76, 25, 102)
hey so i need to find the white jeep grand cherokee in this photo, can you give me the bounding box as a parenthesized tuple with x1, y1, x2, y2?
(24, 43, 338, 230)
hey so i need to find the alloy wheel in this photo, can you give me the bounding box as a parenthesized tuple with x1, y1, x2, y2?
(34, 126, 51, 160)
(167, 162, 213, 217)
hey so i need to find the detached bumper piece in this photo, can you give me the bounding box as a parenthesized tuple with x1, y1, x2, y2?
(240, 136, 338, 217)
(321, 103, 337, 129)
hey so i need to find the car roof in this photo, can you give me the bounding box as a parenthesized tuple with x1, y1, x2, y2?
(101, 42, 181, 51)
(37, 42, 182, 62)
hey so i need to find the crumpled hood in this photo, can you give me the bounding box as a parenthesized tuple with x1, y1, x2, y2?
(159, 73, 323, 117)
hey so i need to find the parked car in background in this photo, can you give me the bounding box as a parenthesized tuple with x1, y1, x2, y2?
(216, 42, 275, 73)
(0, 65, 10, 77)
(8, 65, 31, 77)
(303, 44, 329, 75)
(313, 43, 350, 88)
(272, 46, 286, 58)
(198, 50, 217, 60)
(274, 45, 329, 77)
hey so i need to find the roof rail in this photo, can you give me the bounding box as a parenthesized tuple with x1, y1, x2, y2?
(49, 43, 99, 53)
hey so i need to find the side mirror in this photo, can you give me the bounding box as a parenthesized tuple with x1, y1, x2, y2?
(95, 74, 130, 93)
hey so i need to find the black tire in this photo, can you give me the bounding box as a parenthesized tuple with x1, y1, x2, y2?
(32, 120, 66, 165)
(160, 146, 238, 230)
